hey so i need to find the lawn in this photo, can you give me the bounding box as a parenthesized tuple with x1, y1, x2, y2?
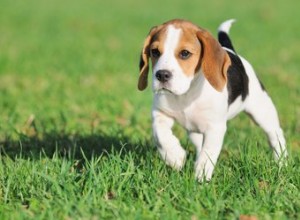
(0, 0, 299, 219)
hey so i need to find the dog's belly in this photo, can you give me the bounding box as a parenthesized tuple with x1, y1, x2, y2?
(179, 111, 210, 133)
(170, 110, 204, 132)
(227, 96, 247, 120)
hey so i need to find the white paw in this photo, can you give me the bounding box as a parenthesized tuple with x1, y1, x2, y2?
(158, 146, 186, 170)
(194, 160, 214, 182)
(275, 150, 288, 168)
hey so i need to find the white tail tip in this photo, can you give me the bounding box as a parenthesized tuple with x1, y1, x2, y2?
(218, 19, 236, 34)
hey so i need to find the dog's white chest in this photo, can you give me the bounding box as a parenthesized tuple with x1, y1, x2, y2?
(154, 91, 225, 133)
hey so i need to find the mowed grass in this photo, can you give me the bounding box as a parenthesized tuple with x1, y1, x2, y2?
(0, 0, 299, 219)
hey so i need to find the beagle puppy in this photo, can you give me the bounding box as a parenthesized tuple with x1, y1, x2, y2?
(138, 19, 287, 181)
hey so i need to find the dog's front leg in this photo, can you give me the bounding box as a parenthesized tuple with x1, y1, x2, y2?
(152, 110, 186, 170)
(195, 124, 226, 182)
(189, 132, 204, 157)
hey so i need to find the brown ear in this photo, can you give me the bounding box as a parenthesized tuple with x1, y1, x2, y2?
(138, 35, 151, 90)
(197, 30, 231, 92)
(138, 26, 160, 91)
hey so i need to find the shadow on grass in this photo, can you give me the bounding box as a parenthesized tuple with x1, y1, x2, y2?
(0, 131, 152, 160)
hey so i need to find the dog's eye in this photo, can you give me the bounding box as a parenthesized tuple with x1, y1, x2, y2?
(151, 48, 161, 58)
(179, 50, 192, 60)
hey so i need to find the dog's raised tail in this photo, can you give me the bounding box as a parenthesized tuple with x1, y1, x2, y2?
(218, 19, 236, 52)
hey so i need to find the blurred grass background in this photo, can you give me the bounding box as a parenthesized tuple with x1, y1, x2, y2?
(0, 0, 299, 219)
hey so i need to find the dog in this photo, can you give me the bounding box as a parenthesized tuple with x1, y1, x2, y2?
(138, 19, 287, 181)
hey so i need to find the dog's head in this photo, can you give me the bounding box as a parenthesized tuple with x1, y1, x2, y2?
(138, 19, 231, 95)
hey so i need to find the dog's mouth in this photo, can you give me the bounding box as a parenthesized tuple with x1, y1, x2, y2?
(155, 87, 173, 95)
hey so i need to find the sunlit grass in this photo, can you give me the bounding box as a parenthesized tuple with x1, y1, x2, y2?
(0, 0, 299, 219)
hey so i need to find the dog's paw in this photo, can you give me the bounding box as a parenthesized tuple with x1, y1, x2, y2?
(158, 146, 186, 170)
(194, 160, 214, 182)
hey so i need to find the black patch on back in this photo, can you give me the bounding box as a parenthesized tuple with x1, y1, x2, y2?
(218, 31, 236, 52)
(227, 52, 249, 105)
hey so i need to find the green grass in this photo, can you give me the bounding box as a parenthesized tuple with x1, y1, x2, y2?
(0, 0, 299, 219)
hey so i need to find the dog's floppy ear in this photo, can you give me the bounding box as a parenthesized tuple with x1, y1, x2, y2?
(197, 30, 231, 92)
(138, 26, 160, 91)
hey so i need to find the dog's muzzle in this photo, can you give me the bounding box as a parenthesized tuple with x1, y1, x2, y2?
(155, 70, 172, 83)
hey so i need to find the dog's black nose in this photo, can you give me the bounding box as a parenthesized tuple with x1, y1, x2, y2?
(155, 70, 172, 83)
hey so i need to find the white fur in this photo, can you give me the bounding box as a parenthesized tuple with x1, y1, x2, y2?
(151, 20, 287, 182)
(240, 56, 287, 160)
(218, 19, 236, 33)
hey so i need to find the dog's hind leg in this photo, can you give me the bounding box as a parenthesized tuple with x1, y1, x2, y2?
(245, 89, 287, 162)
